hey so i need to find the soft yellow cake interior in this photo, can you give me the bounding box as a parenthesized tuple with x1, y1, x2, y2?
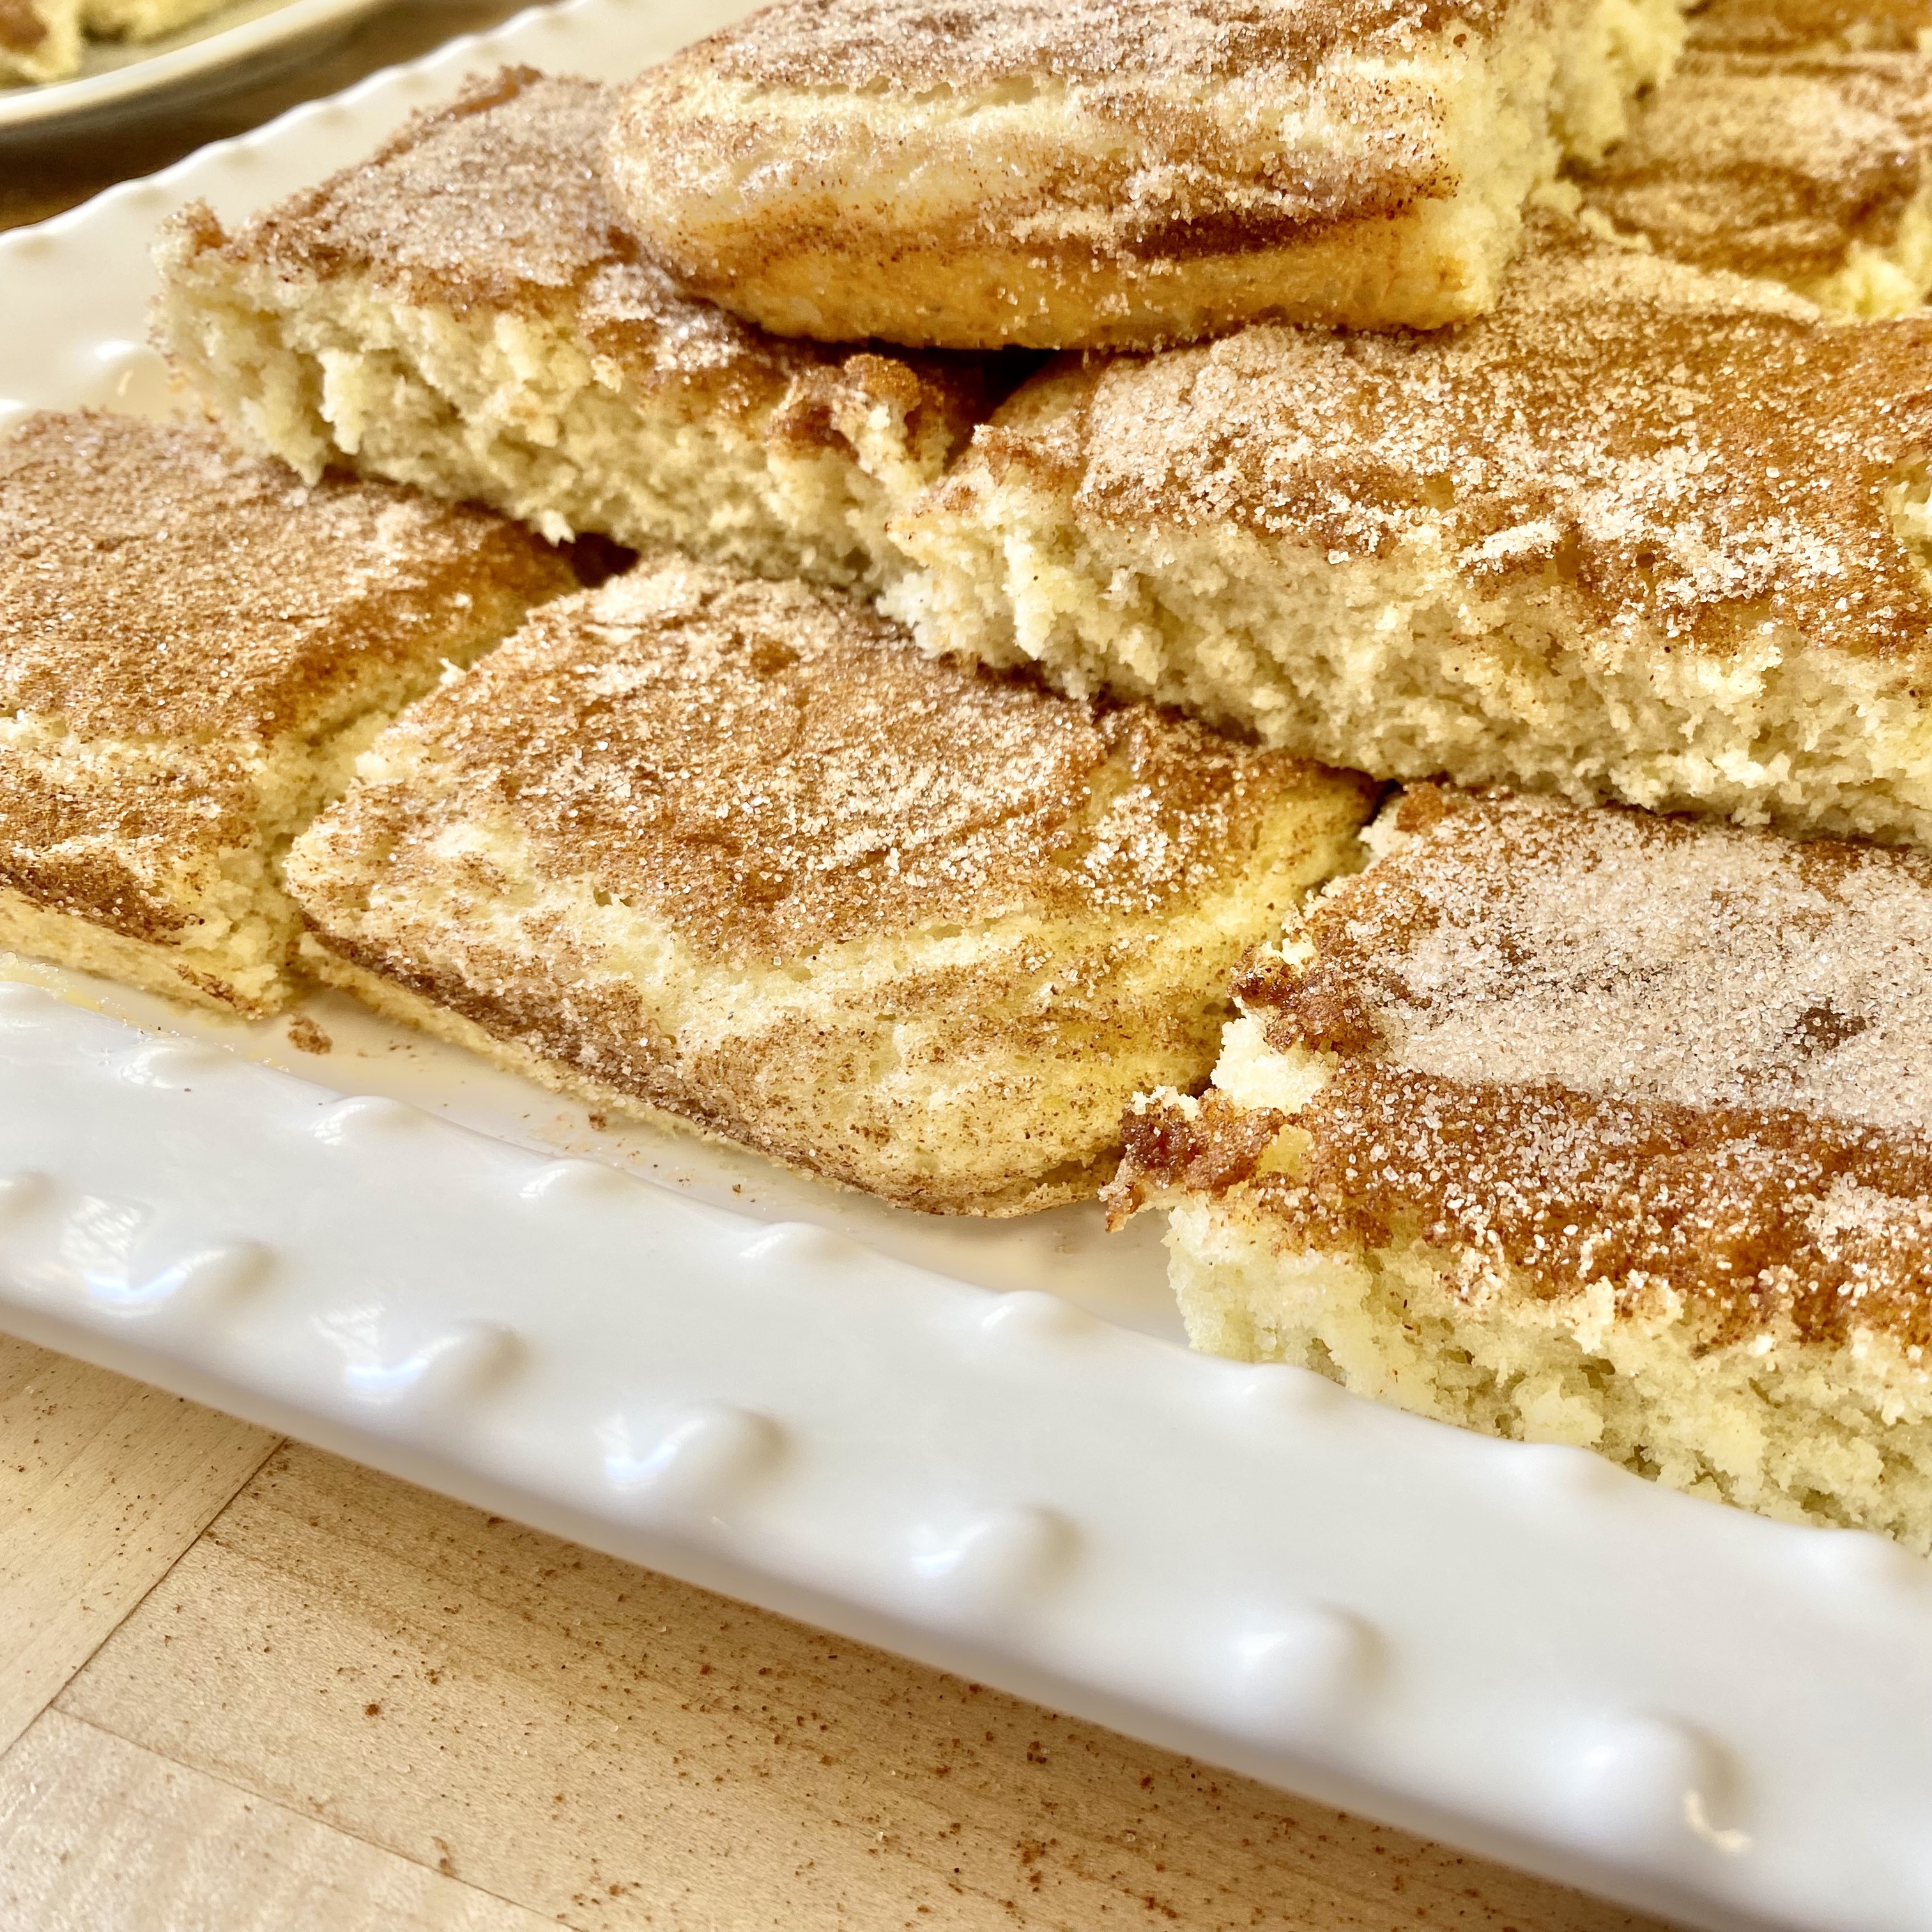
(152, 66, 999, 597)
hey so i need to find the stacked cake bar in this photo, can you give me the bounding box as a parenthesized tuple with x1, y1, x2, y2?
(604, 0, 1685, 346)
(887, 218, 1932, 845)
(1107, 786, 1932, 1549)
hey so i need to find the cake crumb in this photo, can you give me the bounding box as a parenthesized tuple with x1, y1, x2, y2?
(287, 1015, 333, 1055)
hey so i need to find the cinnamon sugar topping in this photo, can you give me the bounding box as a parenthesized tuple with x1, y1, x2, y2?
(1192, 785, 1932, 1348)
(998, 220, 1932, 660)
(1188, 1064, 1932, 1351)
(687, 0, 1518, 92)
(0, 411, 565, 742)
(354, 556, 1356, 967)
(189, 66, 935, 406)
(0, 410, 566, 954)
(1582, 49, 1932, 286)
(1253, 787, 1932, 1131)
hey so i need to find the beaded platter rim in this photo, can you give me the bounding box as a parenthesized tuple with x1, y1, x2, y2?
(4, 4, 1932, 1928)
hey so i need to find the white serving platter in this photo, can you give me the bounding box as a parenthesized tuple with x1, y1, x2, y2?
(3, 5, 1932, 1927)
(0, 0, 393, 139)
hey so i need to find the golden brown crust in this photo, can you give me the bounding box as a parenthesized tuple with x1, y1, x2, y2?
(300, 936, 1123, 1215)
(1107, 1087, 1286, 1226)
(0, 410, 571, 742)
(941, 218, 1932, 664)
(1581, 47, 1932, 285)
(1124, 1065, 1932, 1352)
(316, 555, 1364, 969)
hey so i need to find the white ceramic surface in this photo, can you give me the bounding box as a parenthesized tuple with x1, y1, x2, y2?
(3, 7, 1931, 1928)
(0, 0, 394, 138)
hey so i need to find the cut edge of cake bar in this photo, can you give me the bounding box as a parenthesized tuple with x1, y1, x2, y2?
(884, 217, 1932, 847)
(1106, 785, 1932, 1551)
(150, 66, 1001, 597)
(284, 555, 1380, 1215)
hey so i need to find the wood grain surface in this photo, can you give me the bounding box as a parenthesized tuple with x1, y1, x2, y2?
(0, 10, 1688, 1926)
(0, 1335, 1678, 1931)
(0, 1341, 275, 1758)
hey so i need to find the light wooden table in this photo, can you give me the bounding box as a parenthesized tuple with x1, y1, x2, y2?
(0, 12, 1688, 1926)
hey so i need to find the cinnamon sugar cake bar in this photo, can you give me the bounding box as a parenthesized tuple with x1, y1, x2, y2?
(83, 0, 235, 43)
(890, 219, 1932, 845)
(1108, 785, 1932, 1549)
(0, 411, 572, 1016)
(285, 555, 1375, 1215)
(1579, 0, 1932, 316)
(1, 0, 79, 82)
(2, 0, 250, 82)
(606, 0, 1687, 349)
(153, 68, 999, 596)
